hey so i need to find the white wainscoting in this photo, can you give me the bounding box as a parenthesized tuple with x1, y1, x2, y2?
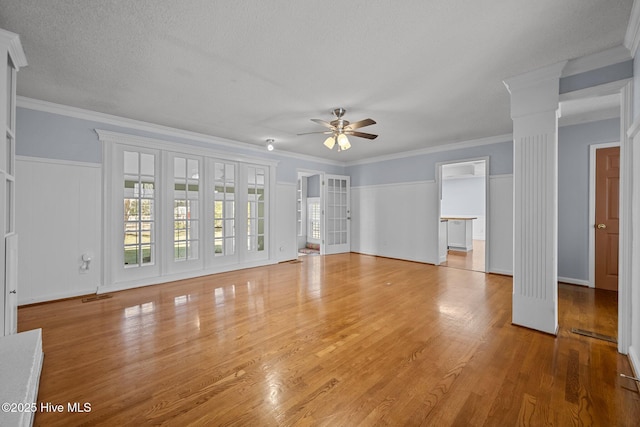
(16, 157, 102, 304)
(488, 175, 513, 275)
(351, 176, 514, 274)
(275, 182, 298, 262)
(351, 181, 439, 264)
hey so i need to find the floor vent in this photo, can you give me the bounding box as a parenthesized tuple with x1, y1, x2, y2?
(571, 328, 617, 343)
(82, 294, 113, 303)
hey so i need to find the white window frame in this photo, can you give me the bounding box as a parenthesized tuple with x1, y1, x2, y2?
(241, 163, 270, 263)
(107, 143, 162, 284)
(165, 152, 203, 274)
(205, 158, 239, 268)
(99, 130, 278, 291)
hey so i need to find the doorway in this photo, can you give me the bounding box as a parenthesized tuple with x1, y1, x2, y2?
(295, 171, 352, 258)
(297, 171, 322, 257)
(438, 159, 488, 272)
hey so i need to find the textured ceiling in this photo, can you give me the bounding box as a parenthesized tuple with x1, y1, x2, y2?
(0, 1, 633, 162)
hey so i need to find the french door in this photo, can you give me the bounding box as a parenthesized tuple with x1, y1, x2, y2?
(323, 174, 350, 254)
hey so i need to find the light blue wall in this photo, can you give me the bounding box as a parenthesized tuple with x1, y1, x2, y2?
(17, 109, 103, 163)
(15, 106, 620, 283)
(15, 107, 345, 184)
(560, 60, 633, 94)
(441, 177, 485, 216)
(557, 117, 620, 281)
(307, 174, 320, 197)
(347, 140, 513, 187)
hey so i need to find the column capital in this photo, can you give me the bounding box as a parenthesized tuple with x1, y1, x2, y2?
(503, 61, 567, 119)
(0, 28, 27, 69)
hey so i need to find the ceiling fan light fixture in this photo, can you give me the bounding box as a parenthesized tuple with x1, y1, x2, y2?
(323, 136, 336, 150)
(337, 133, 350, 150)
(299, 107, 376, 152)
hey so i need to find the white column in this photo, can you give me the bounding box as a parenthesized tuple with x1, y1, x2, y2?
(504, 62, 566, 335)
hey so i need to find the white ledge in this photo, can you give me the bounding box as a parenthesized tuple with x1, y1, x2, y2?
(0, 329, 44, 427)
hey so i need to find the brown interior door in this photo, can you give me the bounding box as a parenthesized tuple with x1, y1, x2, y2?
(594, 146, 619, 291)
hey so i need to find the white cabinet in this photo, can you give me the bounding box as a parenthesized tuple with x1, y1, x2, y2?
(0, 29, 26, 336)
(445, 218, 474, 252)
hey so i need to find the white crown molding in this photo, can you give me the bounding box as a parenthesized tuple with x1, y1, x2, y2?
(625, 0, 640, 56)
(0, 28, 27, 68)
(503, 61, 568, 93)
(16, 155, 101, 169)
(504, 61, 568, 119)
(18, 96, 518, 169)
(16, 96, 345, 167)
(562, 45, 631, 77)
(95, 129, 280, 168)
(345, 133, 513, 167)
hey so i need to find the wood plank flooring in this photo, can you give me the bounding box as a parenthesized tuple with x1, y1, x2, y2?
(441, 240, 485, 272)
(18, 254, 639, 426)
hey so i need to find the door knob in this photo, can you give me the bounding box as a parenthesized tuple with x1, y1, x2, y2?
(597, 223, 607, 229)
(9, 290, 16, 294)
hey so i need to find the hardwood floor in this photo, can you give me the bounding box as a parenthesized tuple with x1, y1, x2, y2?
(18, 254, 639, 426)
(441, 240, 485, 272)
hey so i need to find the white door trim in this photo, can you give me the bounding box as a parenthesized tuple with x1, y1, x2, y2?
(618, 81, 633, 354)
(297, 169, 325, 255)
(435, 156, 490, 272)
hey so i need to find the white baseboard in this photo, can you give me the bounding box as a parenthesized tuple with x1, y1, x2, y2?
(558, 276, 591, 287)
(488, 268, 513, 276)
(99, 259, 279, 295)
(18, 288, 98, 306)
(628, 345, 640, 378)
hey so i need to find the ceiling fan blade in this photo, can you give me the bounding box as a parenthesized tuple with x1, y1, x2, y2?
(345, 118, 376, 130)
(310, 119, 335, 129)
(345, 131, 378, 140)
(297, 131, 333, 136)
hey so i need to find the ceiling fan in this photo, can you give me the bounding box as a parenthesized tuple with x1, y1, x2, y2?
(299, 108, 377, 151)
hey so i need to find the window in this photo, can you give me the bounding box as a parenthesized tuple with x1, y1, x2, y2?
(123, 151, 155, 267)
(214, 162, 236, 256)
(308, 198, 321, 241)
(100, 130, 275, 288)
(326, 177, 348, 245)
(173, 157, 200, 261)
(247, 166, 266, 252)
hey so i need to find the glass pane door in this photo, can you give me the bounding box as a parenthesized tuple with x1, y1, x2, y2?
(324, 174, 350, 254)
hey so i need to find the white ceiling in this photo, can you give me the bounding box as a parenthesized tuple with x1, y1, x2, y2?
(0, 1, 633, 163)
